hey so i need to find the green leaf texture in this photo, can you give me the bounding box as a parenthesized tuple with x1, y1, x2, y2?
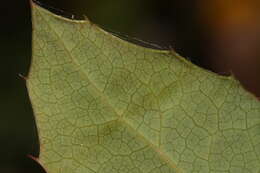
(27, 3, 260, 173)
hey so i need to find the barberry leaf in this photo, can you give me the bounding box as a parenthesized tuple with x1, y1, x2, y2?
(27, 2, 260, 173)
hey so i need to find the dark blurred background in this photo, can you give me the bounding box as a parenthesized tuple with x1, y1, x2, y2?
(0, 0, 259, 172)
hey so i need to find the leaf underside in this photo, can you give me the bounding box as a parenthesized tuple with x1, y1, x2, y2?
(28, 2, 260, 173)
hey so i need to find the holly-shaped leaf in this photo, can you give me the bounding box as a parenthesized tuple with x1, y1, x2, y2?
(27, 2, 260, 173)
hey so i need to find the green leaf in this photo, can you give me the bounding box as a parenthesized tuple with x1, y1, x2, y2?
(27, 2, 260, 173)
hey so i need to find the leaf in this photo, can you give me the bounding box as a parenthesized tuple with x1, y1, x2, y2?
(27, 2, 260, 173)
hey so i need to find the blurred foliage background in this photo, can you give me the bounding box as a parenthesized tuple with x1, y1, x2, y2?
(0, 0, 260, 172)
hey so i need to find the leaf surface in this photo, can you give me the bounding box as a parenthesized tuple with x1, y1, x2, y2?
(28, 2, 260, 173)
